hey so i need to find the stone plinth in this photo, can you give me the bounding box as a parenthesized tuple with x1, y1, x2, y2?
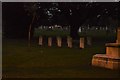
(92, 27, 120, 70)
(106, 43, 120, 58)
(92, 54, 120, 70)
(80, 38, 84, 48)
(117, 28, 120, 43)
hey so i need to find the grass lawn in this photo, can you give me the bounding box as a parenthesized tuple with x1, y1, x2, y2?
(2, 39, 120, 78)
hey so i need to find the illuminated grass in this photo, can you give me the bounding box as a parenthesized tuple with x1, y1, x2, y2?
(2, 39, 120, 78)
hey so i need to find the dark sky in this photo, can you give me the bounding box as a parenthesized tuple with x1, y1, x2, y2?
(2, 2, 30, 38)
(2, 2, 119, 38)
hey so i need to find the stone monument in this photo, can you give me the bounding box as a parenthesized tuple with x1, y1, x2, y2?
(92, 27, 120, 70)
(80, 37, 85, 49)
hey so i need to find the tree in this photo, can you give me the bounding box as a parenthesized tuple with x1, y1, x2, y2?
(24, 3, 38, 47)
(24, 2, 119, 42)
(3, 3, 29, 38)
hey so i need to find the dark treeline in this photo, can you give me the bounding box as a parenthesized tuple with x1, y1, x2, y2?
(2, 2, 119, 39)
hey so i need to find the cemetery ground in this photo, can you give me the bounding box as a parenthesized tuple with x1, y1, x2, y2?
(2, 32, 120, 78)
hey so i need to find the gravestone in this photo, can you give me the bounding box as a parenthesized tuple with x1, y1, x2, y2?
(57, 36, 62, 47)
(92, 27, 120, 70)
(80, 37, 84, 48)
(38, 36, 43, 46)
(87, 37, 92, 46)
(117, 28, 120, 43)
(67, 36, 72, 48)
(48, 37, 52, 47)
(69, 37, 72, 48)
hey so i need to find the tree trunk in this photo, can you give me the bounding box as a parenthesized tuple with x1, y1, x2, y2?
(28, 13, 36, 47)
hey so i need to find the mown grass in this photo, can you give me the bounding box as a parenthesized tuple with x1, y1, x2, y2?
(2, 39, 120, 78)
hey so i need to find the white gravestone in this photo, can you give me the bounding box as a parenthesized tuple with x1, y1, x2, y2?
(80, 38, 84, 48)
(48, 37, 52, 47)
(38, 36, 43, 46)
(57, 36, 62, 47)
(67, 36, 72, 48)
(87, 37, 92, 46)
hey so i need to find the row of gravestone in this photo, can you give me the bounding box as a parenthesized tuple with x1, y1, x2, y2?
(38, 36, 92, 48)
(37, 28, 120, 70)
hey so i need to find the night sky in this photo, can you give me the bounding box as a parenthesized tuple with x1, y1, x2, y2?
(2, 2, 119, 38)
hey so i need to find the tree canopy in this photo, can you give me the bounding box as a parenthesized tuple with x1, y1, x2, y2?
(3, 2, 119, 38)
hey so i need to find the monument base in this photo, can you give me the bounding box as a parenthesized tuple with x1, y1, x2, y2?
(92, 54, 120, 70)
